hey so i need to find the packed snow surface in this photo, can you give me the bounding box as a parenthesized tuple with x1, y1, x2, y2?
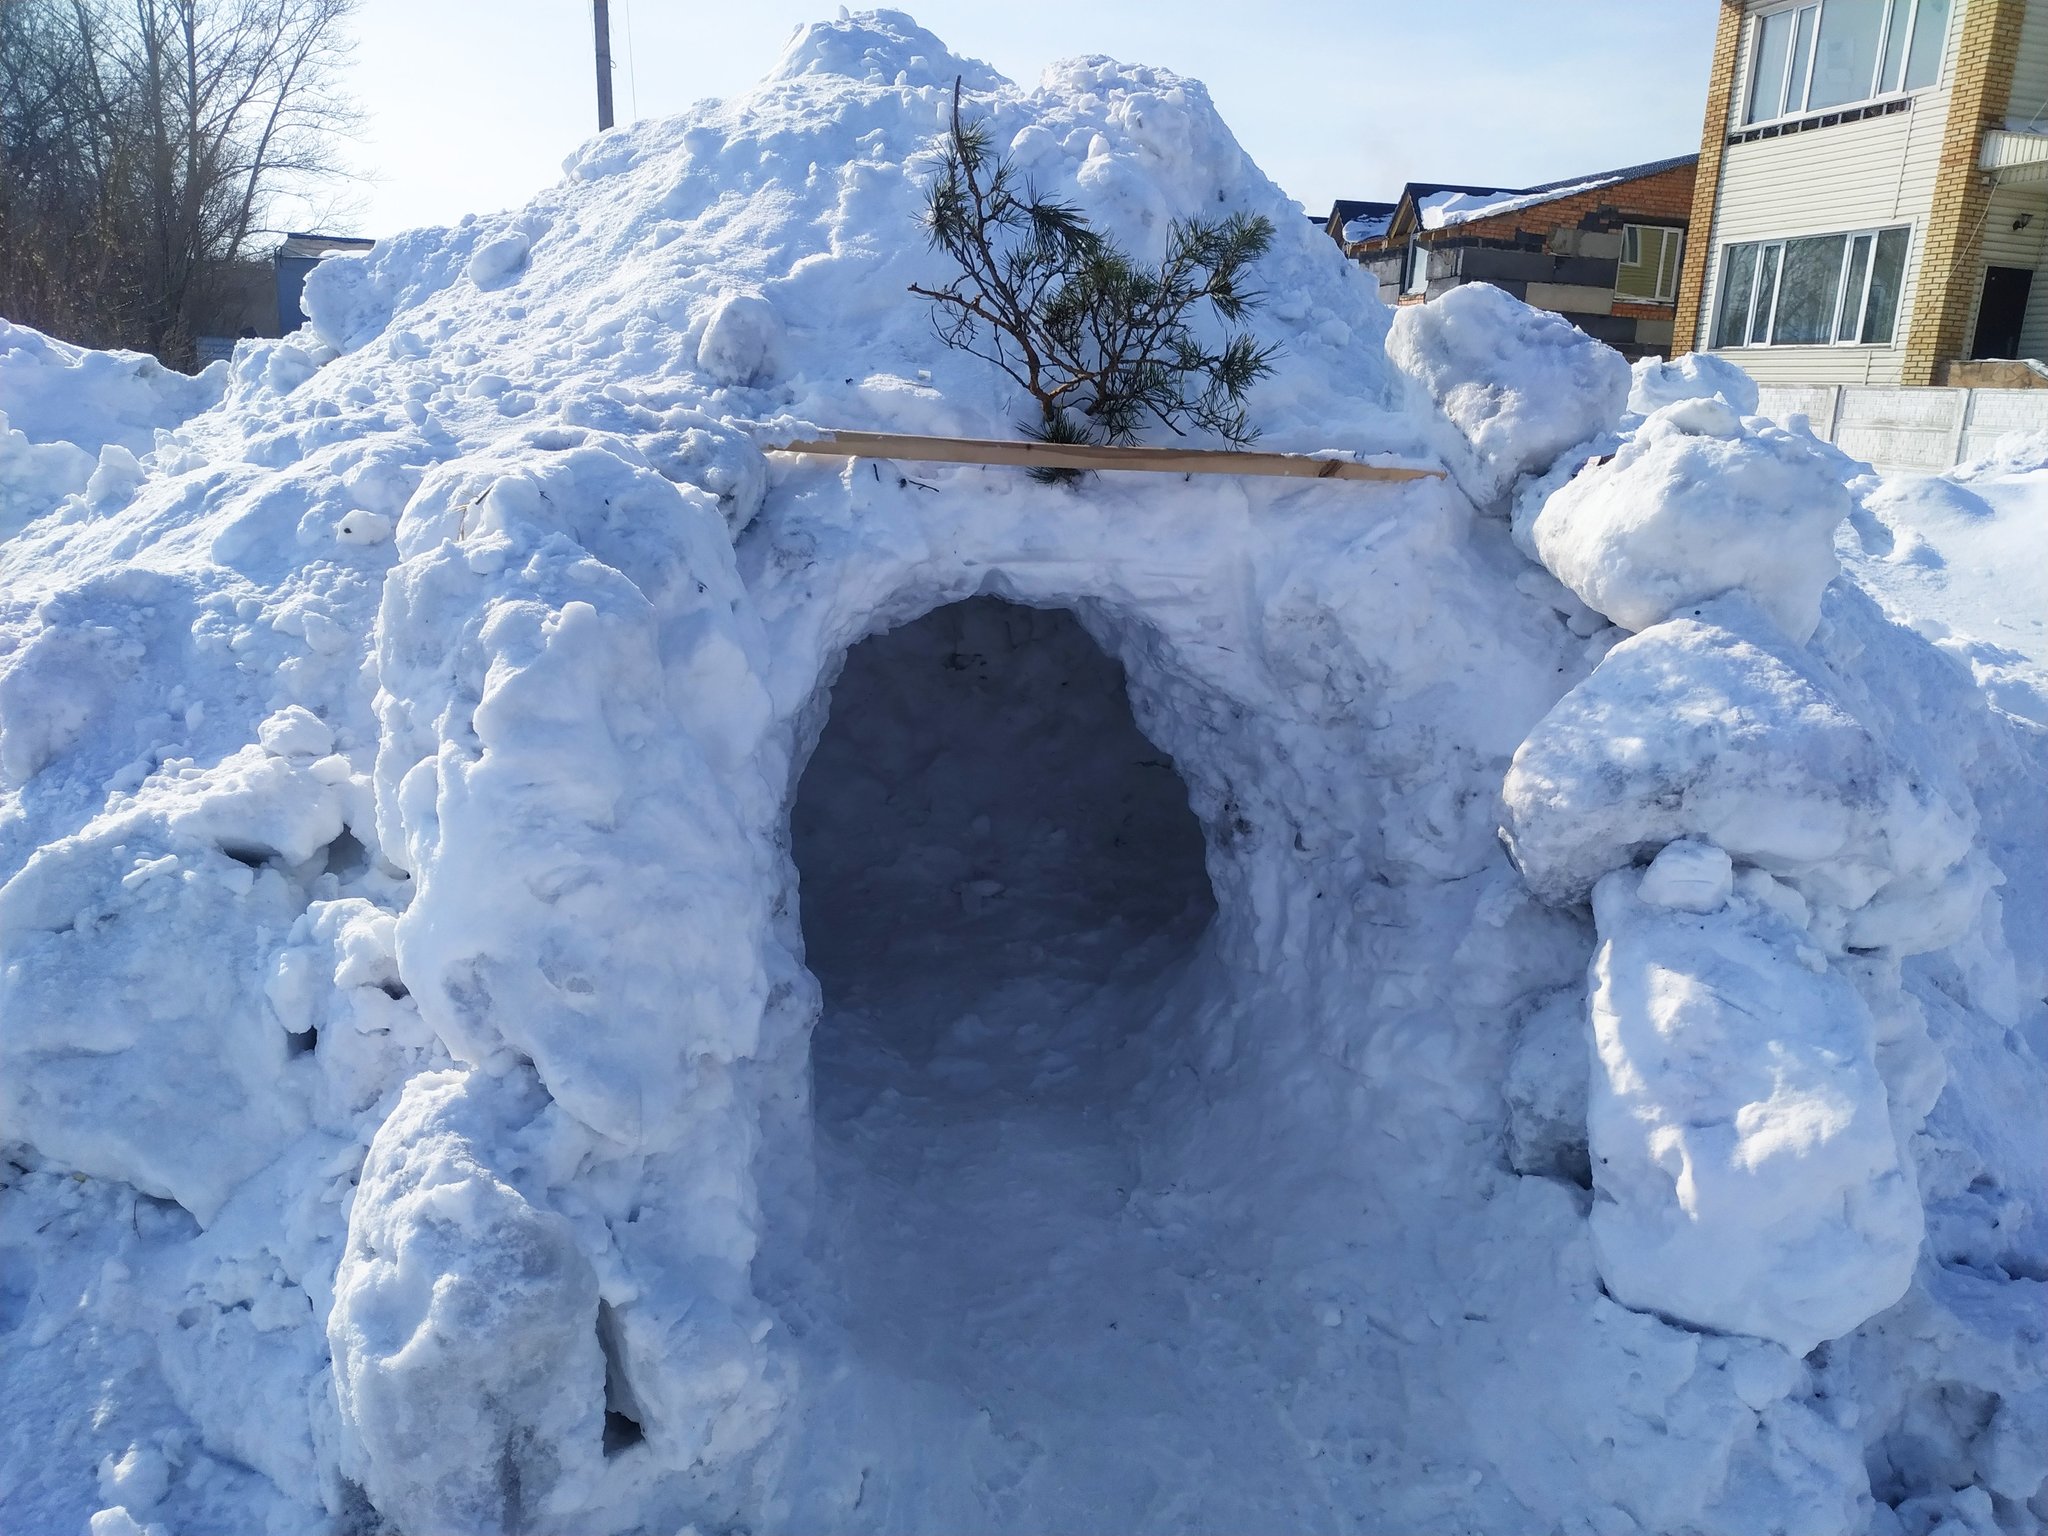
(2, 13, 2044, 1536)
(1843, 438, 2048, 726)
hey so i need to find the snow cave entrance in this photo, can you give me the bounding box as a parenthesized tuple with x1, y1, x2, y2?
(791, 595, 1216, 1111)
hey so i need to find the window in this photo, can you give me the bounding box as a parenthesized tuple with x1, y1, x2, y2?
(1405, 238, 1429, 296)
(1711, 226, 1909, 346)
(1742, 0, 1949, 125)
(1616, 224, 1684, 302)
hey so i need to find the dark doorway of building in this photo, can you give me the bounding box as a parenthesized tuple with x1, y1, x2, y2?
(1971, 265, 2033, 360)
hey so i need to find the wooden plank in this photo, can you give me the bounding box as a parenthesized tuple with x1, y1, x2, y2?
(767, 430, 1445, 482)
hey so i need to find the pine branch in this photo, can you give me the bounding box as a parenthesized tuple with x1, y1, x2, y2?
(910, 77, 1279, 468)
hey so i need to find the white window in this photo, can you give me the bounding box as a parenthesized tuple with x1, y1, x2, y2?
(1616, 225, 1684, 303)
(1743, 0, 1949, 126)
(1405, 238, 1430, 295)
(1711, 226, 1909, 347)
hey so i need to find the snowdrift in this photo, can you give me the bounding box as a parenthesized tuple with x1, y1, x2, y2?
(1, 13, 2044, 1536)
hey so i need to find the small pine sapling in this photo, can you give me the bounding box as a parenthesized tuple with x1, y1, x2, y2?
(910, 79, 1278, 475)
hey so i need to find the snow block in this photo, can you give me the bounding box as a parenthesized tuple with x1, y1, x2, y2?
(0, 828, 310, 1222)
(695, 292, 784, 388)
(1501, 593, 1980, 950)
(1586, 865, 1922, 1354)
(1627, 352, 1759, 420)
(375, 436, 775, 1145)
(1387, 281, 1630, 505)
(1529, 397, 1849, 642)
(329, 1068, 604, 1534)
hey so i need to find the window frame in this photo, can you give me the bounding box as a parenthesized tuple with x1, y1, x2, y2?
(1711, 223, 1912, 348)
(1615, 223, 1684, 304)
(1740, 0, 1944, 129)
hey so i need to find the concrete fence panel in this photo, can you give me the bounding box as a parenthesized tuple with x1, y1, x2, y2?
(1752, 383, 2048, 472)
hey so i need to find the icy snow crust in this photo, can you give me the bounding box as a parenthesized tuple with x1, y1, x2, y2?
(1, 13, 2044, 1535)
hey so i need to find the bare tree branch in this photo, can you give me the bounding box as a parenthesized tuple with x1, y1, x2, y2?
(0, 0, 361, 366)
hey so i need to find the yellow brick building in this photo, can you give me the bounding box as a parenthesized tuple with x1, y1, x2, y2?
(1675, 0, 2048, 385)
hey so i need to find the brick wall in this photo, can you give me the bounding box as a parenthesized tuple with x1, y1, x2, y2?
(1672, 1, 1746, 353)
(1901, 0, 2029, 385)
(1346, 163, 1697, 262)
(1412, 161, 1698, 248)
(1343, 162, 1697, 355)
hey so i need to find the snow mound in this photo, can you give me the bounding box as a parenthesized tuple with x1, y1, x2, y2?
(0, 318, 225, 530)
(1845, 456, 2048, 723)
(0, 13, 2043, 1536)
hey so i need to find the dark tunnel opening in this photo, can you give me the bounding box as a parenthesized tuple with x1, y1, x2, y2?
(790, 595, 1215, 1096)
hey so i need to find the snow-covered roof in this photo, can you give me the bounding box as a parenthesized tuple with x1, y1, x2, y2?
(1417, 176, 1624, 230)
(275, 232, 375, 261)
(1388, 154, 1698, 238)
(1341, 208, 1394, 242)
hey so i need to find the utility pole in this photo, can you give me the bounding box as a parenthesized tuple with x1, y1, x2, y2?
(592, 0, 615, 131)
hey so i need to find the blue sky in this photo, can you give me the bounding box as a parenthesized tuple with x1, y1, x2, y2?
(322, 1, 1719, 239)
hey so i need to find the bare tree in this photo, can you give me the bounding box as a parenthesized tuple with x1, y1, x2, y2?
(0, 0, 360, 367)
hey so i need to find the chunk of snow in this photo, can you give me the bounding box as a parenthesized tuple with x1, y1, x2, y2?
(1586, 865, 1922, 1354)
(87, 1508, 164, 1536)
(1501, 593, 1981, 950)
(329, 1068, 605, 1535)
(1636, 838, 1734, 912)
(466, 229, 532, 289)
(1388, 282, 1630, 505)
(1529, 398, 1849, 642)
(257, 706, 334, 759)
(1627, 352, 1759, 419)
(696, 292, 784, 387)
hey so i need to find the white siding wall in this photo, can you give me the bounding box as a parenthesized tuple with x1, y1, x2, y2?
(1693, 0, 1958, 383)
(1965, 184, 2048, 353)
(2011, 0, 2048, 125)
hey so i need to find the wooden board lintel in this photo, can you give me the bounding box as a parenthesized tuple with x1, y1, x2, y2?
(767, 430, 1445, 483)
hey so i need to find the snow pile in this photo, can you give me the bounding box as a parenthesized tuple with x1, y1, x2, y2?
(0, 318, 224, 531)
(1496, 346, 2039, 1387)
(1, 13, 2043, 1536)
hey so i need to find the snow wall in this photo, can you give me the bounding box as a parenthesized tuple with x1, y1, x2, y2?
(1, 13, 2044, 1535)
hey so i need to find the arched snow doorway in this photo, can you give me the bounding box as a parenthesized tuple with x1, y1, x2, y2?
(791, 595, 1216, 1110)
